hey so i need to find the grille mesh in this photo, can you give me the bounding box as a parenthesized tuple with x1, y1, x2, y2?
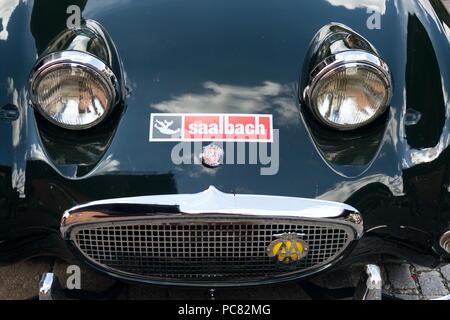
(72, 218, 354, 282)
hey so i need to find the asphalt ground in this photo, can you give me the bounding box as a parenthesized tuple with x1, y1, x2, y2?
(1, 256, 449, 300)
(0, 257, 366, 300)
(0, 257, 316, 300)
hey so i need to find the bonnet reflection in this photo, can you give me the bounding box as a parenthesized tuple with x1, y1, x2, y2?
(151, 81, 299, 126)
(0, 0, 22, 41)
(325, 0, 386, 13)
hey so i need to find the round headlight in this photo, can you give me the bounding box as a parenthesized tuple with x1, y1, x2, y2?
(306, 51, 392, 130)
(31, 51, 117, 130)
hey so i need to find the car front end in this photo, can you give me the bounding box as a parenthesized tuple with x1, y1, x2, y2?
(1, 0, 450, 299)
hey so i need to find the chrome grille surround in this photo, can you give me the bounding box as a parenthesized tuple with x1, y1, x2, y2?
(62, 186, 362, 286)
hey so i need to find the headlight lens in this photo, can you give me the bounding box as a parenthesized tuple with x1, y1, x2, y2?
(311, 64, 390, 129)
(306, 51, 392, 130)
(31, 52, 117, 129)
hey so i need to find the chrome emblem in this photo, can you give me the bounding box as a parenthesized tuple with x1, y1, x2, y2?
(267, 233, 309, 264)
(200, 144, 224, 168)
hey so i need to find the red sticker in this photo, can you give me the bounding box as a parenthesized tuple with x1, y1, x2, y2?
(150, 113, 273, 142)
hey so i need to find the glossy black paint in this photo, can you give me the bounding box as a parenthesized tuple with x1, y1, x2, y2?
(0, 0, 449, 281)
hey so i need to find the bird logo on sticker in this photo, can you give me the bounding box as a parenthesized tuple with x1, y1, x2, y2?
(154, 119, 181, 135)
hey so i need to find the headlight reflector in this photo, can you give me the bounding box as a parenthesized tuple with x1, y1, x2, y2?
(31, 51, 117, 129)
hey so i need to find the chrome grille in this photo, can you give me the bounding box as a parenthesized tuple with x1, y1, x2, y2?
(71, 218, 355, 283)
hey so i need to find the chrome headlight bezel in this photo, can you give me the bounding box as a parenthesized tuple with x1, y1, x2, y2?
(301, 23, 394, 131)
(30, 50, 119, 130)
(303, 49, 392, 130)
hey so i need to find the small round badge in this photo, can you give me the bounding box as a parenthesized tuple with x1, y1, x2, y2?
(200, 144, 224, 168)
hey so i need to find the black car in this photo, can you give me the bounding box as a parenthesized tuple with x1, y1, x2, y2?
(0, 0, 449, 300)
